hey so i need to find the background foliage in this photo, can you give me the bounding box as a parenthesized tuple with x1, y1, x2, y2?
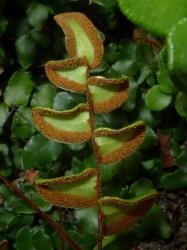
(0, 0, 187, 249)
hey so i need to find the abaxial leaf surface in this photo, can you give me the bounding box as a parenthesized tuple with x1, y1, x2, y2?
(54, 12, 103, 69)
(88, 76, 128, 113)
(45, 58, 89, 93)
(35, 168, 97, 208)
(32, 104, 91, 143)
(95, 121, 145, 164)
(99, 191, 158, 235)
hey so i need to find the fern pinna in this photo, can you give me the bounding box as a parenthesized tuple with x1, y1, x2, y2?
(32, 12, 158, 250)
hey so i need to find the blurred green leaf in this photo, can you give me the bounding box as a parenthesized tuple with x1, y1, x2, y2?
(4, 71, 33, 107)
(15, 34, 37, 69)
(0, 17, 8, 37)
(139, 127, 157, 149)
(145, 85, 172, 111)
(101, 151, 141, 183)
(138, 105, 161, 127)
(122, 79, 137, 111)
(175, 91, 187, 118)
(93, 0, 117, 8)
(75, 208, 98, 236)
(0, 184, 51, 214)
(160, 168, 187, 190)
(32, 230, 53, 250)
(0, 208, 15, 228)
(157, 69, 175, 94)
(129, 178, 154, 198)
(22, 134, 63, 169)
(31, 84, 56, 108)
(12, 106, 35, 139)
(53, 91, 86, 111)
(0, 103, 8, 134)
(168, 18, 187, 93)
(15, 227, 33, 250)
(27, 0, 53, 31)
(117, 0, 187, 36)
(177, 150, 187, 168)
(30, 30, 51, 48)
(142, 204, 172, 239)
(112, 60, 138, 77)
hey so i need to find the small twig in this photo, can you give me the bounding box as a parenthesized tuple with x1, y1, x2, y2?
(0, 174, 81, 250)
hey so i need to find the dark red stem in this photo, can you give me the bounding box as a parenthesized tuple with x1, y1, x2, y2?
(87, 89, 103, 250)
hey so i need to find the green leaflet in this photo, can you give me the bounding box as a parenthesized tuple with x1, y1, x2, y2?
(167, 18, 187, 93)
(145, 85, 172, 111)
(54, 12, 103, 69)
(32, 103, 91, 143)
(99, 190, 158, 235)
(157, 69, 175, 95)
(175, 92, 187, 118)
(35, 168, 97, 208)
(88, 77, 129, 113)
(117, 0, 187, 37)
(45, 58, 89, 93)
(95, 121, 145, 164)
(4, 71, 33, 107)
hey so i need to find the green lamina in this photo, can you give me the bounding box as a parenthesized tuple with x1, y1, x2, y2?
(101, 205, 125, 224)
(95, 131, 134, 156)
(88, 85, 118, 103)
(49, 175, 97, 198)
(57, 66, 87, 84)
(67, 18, 94, 65)
(117, 0, 187, 36)
(44, 111, 90, 132)
(168, 18, 187, 71)
(100, 192, 156, 223)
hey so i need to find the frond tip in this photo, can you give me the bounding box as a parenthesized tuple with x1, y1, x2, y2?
(54, 12, 104, 69)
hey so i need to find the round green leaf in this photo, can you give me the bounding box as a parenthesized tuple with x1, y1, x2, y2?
(27, 0, 53, 31)
(4, 71, 33, 107)
(145, 85, 172, 111)
(168, 18, 187, 93)
(15, 227, 33, 250)
(117, 0, 187, 36)
(22, 134, 63, 169)
(75, 208, 98, 235)
(142, 204, 172, 239)
(175, 92, 187, 117)
(31, 84, 56, 108)
(12, 106, 35, 139)
(15, 34, 37, 69)
(160, 169, 187, 190)
(32, 231, 53, 250)
(157, 69, 175, 94)
(129, 178, 154, 198)
(53, 92, 86, 111)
